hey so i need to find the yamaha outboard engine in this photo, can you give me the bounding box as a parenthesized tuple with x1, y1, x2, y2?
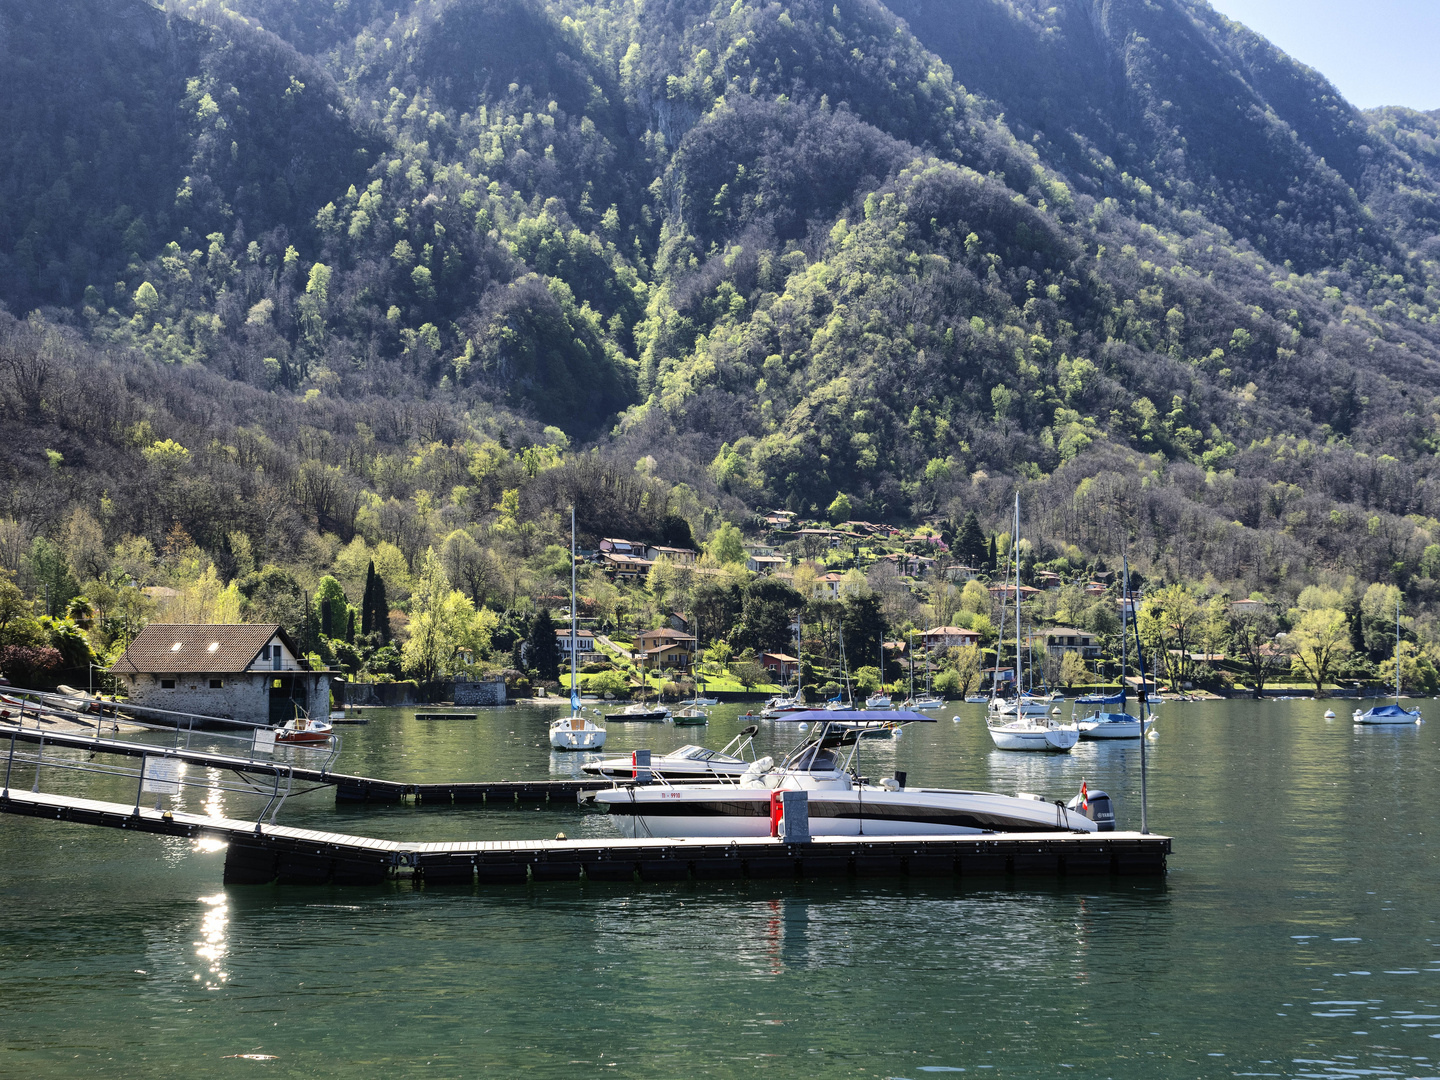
(1066, 788, 1115, 831)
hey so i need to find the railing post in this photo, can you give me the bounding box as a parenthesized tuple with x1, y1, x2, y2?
(134, 753, 147, 816)
(3, 730, 14, 797)
(31, 732, 43, 793)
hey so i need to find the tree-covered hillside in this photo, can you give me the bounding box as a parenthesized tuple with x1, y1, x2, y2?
(3, 0, 1440, 629)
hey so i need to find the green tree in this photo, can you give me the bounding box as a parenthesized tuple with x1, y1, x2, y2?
(1058, 650, 1087, 690)
(527, 608, 561, 681)
(1287, 608, 1353, 697)
(730, 659, 765, 689)
(1228, 609, 1284, 699)
(707, 522, 745, 566)
(948, 644, 983, 698)
(28, 537, 79, 616)
(853, 664, 881, 696)
(315, 576, 348, 639)
(826, 492, 853, 524)
(954, 510, 986, 566)
(401, 550, 450, 683)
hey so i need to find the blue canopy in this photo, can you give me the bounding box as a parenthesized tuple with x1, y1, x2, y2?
(1359, 703, 1418, 717)
(1085, 711, 1137, 724)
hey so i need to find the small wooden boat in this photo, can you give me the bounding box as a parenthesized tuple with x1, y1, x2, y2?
(274, 716, 333, 744)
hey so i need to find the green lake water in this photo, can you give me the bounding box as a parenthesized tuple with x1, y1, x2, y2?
(1, 699, 1437, 1078)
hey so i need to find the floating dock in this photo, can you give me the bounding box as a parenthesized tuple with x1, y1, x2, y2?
(0, 722, 611, 804)
(0, 786, 1169, 886)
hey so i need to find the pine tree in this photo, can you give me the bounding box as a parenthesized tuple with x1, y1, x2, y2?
(955, 510, 986, 566)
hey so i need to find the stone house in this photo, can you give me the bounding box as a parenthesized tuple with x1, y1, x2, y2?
(107, 623, 332, 725)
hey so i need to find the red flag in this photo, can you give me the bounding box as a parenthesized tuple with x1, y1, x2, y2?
(1080, 780, 1089, 810)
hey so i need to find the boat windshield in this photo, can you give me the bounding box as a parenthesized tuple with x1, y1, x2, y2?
(785, 743, 839, 772)
(671, 746, 711, 760)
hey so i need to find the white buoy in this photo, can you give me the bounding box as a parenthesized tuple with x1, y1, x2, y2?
(952, 715, 961, 722)
(798, 722, 808, 730)
(1323, 709, 1335, 719)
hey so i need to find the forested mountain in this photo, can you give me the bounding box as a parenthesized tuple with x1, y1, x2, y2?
(3, 0, 1440, 642)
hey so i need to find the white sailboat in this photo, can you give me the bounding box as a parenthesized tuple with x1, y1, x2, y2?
(987, 494, 1077, 752)
(550, 508, 607, 751)
(1354, 598, 1422, 725)
(1077, 562, 1155, 740)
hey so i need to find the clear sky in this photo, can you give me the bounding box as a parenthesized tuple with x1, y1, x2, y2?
(1204, 0, 1440, 111)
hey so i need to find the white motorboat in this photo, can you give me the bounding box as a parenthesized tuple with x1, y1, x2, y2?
(865, 691, 892, 709)
(987, 713, 1078, 751)
(551, 507, 608, 751)
(589, 716, 1111, 838)
(964, 694, 990, 704)
(910, 696, 946, 710)
(692, 695, 720, 707)
(274, 715, 333, 744)
(1076, 710, 1155, 740)
(606, 701, 670, 721)
(582, 726, 760, 781)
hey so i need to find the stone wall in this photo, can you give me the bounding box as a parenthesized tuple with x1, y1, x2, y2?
(453, 677, 507, 706)
(121, 671, 330, 725)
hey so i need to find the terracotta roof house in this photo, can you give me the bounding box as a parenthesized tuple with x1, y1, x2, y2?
(921, 626, 982, 651)
(554, 628, 602, 665)
(635, 627, 698, 669)
(107, 623, 332, 725)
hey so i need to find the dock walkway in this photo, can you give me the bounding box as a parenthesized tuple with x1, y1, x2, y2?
(0, 722, 609, 804)
(0, 786, 1170, 886)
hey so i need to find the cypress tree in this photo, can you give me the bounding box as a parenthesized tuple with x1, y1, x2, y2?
(345, 608, 356, 645)
(373, 574, 390, 643)
(360, 560, 376, 636)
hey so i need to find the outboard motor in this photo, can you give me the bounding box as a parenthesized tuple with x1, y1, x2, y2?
(1066, 787, 1115, 831)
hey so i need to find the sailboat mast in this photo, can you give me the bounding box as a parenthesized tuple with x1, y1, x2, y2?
(1396, 596, 1402, 703)
(1013, 492, 1021, 696)
(569, 506, 579, 715)
(1124, 556, 1148, 835)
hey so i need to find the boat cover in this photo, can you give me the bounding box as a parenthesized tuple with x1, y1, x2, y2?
(1359, 703, 1418, 717)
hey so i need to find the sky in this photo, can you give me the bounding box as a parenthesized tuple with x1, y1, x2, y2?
(1204, 0, 1440, 111)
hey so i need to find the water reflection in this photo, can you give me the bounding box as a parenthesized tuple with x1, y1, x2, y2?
(194, 892, 229, 989)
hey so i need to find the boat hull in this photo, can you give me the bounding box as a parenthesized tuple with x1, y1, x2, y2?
(987, 724, 1077, 751)
(1078, 718, 1154, 739)
(550, 728, 607, 750)
(598, 788, 1094, 838)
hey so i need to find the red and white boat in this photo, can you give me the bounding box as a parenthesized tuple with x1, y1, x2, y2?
(273, 716, 333, 744)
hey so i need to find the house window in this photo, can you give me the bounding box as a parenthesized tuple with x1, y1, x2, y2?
(161, 679, 175, 689)
(210, 679, 223, 689)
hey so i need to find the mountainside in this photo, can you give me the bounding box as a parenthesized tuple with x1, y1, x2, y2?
(3, 0, 1440, 604)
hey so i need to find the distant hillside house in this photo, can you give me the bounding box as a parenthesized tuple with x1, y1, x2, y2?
(921, 626, 982, 652)
(762, 652, 800, 682)
(645, 544, 698, 565)
(812, 572, 845, 599)
(635, 627, 698, 670)
(600, 551, 654, 579)
(1025, 628, 1101, 659)
(747, 553, 786, 575)
(554, 628, 602, 666)
(107, 624, 332, 726)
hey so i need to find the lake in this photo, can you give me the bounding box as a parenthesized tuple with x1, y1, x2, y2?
(1, 699, 1437, 1078)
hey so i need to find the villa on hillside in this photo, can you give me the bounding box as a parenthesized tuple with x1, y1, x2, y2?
(921, 626, 982, 652)
(1024, 627, 1102, 659)
(635, 627, 698, 670)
